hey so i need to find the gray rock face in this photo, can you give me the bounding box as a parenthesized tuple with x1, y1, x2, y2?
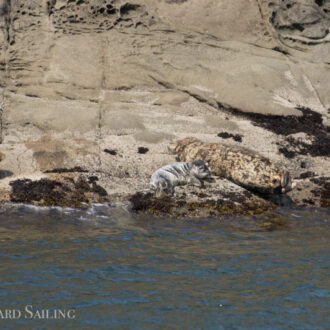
(271, 0, 330, 41)
(0, 0, 329, 209)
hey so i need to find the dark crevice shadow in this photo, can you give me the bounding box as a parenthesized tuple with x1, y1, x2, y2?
(0, 170, 13, 180)
(255, 192, 295, 207)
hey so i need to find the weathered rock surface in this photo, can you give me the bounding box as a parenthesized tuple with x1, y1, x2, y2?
(0, 0, 329, 212)
(271, 0, 330, 42)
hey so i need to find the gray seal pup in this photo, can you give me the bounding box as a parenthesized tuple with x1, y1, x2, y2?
(150, 160, 211, 196)
(169, 138, 292, 194)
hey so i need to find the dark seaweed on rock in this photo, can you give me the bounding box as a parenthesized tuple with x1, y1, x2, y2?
(299, 171, 316, 179)
(9, 177, 108, 207)
(44, 166, 88, 173)
(310, 177, 330, 207)
(278, 146, 296, 159)
(219, 105, 323, 136)
(277, 133, 330, 159)
(217, 132, 242, 142)
(217, 103, 330, 157)
(300, 162, 306, 168)
(88, 175, 99, 183)
(104, 149, 117, 155)
(10, 179, 72, 206)
(91, 182, 108, 196)
(138, 147, 149, 154)
(129, 191, 276, 218)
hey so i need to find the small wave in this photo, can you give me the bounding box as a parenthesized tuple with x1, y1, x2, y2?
(0, 202, 133, 223)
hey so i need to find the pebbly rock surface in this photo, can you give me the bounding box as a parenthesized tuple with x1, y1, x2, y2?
(0, 0, 329, 213)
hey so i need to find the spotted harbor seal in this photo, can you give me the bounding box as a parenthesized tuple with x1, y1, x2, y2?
(169, 138, 291, 194)
(150, 160, 211, 196)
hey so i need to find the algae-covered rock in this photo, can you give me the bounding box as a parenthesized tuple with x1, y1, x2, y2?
(310, 177, 330, 208)
(129, 179, 276, 218)
(9, 175, 109, 207)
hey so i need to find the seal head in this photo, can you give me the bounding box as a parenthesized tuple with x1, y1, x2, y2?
(191, 160, 211, 179)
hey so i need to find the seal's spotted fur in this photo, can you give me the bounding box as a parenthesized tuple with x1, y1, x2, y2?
(169, 138, 291, 194)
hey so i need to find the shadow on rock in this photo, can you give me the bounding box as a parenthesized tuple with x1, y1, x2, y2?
(0, 170, 13, 180)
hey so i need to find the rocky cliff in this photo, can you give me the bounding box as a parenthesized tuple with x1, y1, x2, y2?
(0, 0, 329, 210)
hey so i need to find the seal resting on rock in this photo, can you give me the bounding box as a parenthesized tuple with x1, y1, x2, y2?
(150, 160, 211, 196)
(169, 138, 291, 194)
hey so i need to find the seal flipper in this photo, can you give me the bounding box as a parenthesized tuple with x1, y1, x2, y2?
(189, 176, 203, 187)
(281, 171, 292, 193)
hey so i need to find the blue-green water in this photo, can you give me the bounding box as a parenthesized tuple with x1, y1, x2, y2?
(0, 204, 329, 329)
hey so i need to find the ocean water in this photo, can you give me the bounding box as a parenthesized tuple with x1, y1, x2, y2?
(0, 203, 329, 329)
